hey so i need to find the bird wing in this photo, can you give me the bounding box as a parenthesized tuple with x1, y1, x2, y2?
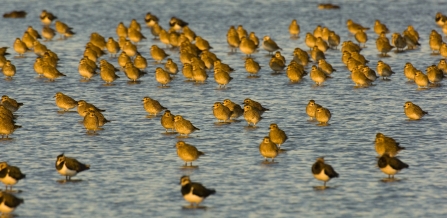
(311, 162, 322, 175)
(8, 166, 25, 180)
(389, 157, 409, 170)
(191, 182, 215, 198)
(324, 164, 339, 178)
(0, 168, 7, 178)
(3, 193, 24, 207)
(65, 158, 90, 172)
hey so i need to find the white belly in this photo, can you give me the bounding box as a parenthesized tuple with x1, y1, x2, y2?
(0, 174, 17, 185)
(0, 202, 15, 213)
(313, 169, 330, 182)
(380, 165, 398, 176)
(57, 164, 78, 177)
(183, 189, 204, 204)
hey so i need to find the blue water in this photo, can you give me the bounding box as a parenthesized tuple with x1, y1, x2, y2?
(1, 0, 447, 217)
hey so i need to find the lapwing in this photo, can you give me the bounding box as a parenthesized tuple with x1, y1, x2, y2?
(180, 176, 215, 208)
(311, 157, 339, 187)
(55, 154, 90, 181)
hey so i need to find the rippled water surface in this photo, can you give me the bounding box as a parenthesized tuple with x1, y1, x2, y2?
(1, 0, 447, 217)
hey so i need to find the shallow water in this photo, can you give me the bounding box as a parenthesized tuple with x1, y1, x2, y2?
(1, 0, 447, 217)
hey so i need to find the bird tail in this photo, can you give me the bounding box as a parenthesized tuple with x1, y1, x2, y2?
(209, 189, 216, 195)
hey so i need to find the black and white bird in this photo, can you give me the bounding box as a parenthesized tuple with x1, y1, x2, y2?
(169, 17, 188, 31)
(0, 191, 24, 214)
(378, 154, 409, 179)
(55, 153, 90, 181)
(311, 157, 339, 187)
(0, 162, 26, 191)
(180, 176, 215, 208)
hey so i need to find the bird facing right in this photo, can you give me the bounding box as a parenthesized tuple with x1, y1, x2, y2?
(403, 101, 428, 120)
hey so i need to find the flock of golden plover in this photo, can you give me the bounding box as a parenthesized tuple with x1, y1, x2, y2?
(1, 7, 447, 212)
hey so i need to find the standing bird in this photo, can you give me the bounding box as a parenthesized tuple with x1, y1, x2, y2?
(374, 20, 390, 35)
(40, 10, 57, 25)
(243, 98, 269, 115)
(0, 191, 24, 214)
(154, 67, 172, 87)
(180, 176, 215, 208)
(376, 60, 395, 80)
(222, 99, 243, 120)
(243, 105, 262, 126)
(2, 60, 16, 79)
(42, 26, 56, 41)
(414, 70, 429, 88)
(170, 17, 189, 31)
(310, 65, 329, 86)
(306, 100, 322, 121)
(289, 19, 300, 38)
(315, 107, 331, 125)
(150, 45, 169, 63)
(83, 110, 99, 133)
(403, 62, 417, 81)
(259, 137, 279, 162)
(106, 37, 120, 57)
(212, 102, 232, 123)
(1, 95, 23, 112)
(174, 115, 200, 137)
(54, 92, 78, 111)
(239, 37, 256, 57)
(305, 33, 316, 50)
(160, 110, 175, 132)
(164, 58, 179, 76)
(375, 133, 405, 157)
(0, 162, 26, 191)
(55, 153, 90, 181)
(403, 101, 427, 120)
(175, 141, 204, 166)
(269, 123, 288, 148)
(13, 38, 28, 57)
(311, 157, 339, 187)
(429, 30, 443, 54)
(378, 154, 409, 179)
(392, 33, 407, 52)
(354, 30, 367, 48)
(262, 36, 281, 54)
(245, 57, 261, 76)
(123, 62, 146, 82)
(376, 32, 394, 57)
(142, 96, 167, 116)
(214, 68, 232, 88)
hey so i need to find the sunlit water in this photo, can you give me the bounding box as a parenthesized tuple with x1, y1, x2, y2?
(1, 0, 447, 217)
